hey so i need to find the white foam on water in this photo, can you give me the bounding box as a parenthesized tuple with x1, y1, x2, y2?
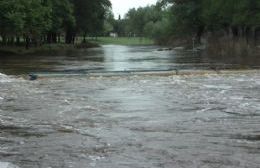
(0, 73, 8, 78)
(203, 84, 232, 89)
(0, 73, 13, 83)
(0, 162, 19, 168)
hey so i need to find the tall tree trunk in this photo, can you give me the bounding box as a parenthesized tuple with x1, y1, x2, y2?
(254, 27, 260, 46)
(232, 26, 239, 37)
(16, 36, 20, 46)
(58, 34, 61, 43)
(32, 38, 38, 47)
(52, 32, 57, 43)
(196, 26, 204, 44)
(7, 37, 14, 45)
(228, 27, 233, 39)
(2, 35, 7, 45)
(10, 37, 15, 46)
(47, 32, 52, 43)
(25, 36, 30, 49)
(72, 32, 76, 44)
(82, 33, 87, 43)
(43, 35, 47, 44)
(65, 30, 73, 44)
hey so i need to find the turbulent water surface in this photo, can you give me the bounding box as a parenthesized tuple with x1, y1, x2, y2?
(0, 45, 260, 168)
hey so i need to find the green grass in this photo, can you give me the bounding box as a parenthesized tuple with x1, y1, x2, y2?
(88, 37, 154, 45)
(0, 43, 99, 56)
(0, 37, 154, 56)
(0, 44, 70, 56)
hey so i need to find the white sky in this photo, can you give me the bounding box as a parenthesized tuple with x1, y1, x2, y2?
(111, 0, 158, 18)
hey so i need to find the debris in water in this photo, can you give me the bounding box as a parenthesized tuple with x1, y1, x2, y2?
(28, 74, 38, 81)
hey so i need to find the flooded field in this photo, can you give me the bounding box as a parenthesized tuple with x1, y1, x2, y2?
(0, 45, 259, 75)
(0, 45, 260, 167)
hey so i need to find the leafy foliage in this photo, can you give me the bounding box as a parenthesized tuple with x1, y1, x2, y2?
(0, 0, 111, 47)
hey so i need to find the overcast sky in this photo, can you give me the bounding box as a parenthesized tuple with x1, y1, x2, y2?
(111, 0, 158, 18)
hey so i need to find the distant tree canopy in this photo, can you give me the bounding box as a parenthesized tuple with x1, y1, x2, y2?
(108, 0, 260, 45)
(1, 0, 259, 48)
(0, 0, 111, 48)
(108, 3, 171, 39)
(161, 0, 260, 43)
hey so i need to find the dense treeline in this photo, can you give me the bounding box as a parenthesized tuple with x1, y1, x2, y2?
(109, 0, 260, 49)
(0, 0, 111, 48)
(1, 0, 259, 51)
(164, 0, 260, 45)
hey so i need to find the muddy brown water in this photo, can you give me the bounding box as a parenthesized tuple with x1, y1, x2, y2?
(0, 45, 260, 168)
(0, 45, 259, 75)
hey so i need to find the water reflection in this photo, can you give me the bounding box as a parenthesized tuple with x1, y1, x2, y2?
(0, 45, 259, 75)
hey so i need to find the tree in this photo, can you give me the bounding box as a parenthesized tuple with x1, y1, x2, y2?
(123, 4, 170, 39)
(72, 0, 111, 42)
(161, 0, 260, 45)
(21, 0, 52, 48)
(0, 0, 25, 45)
(0, 0, 52, 48)
(47, 0, 75, 43)
(103, 10, 115, 35)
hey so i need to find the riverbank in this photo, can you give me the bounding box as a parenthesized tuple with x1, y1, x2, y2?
(0, 37, 154, 56)
(0, 42, 100, 56)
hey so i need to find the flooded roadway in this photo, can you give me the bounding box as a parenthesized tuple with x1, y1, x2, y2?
(0, 45, 259, 75)
(0, 45, 260, 168)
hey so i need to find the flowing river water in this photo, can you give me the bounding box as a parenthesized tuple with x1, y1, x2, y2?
(0, 45, 260, 168)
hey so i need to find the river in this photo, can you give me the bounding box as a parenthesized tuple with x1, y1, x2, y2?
(0, 45, 260, 168)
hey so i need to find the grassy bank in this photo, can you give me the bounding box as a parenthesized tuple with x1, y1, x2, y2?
(0, 42, 99, 56)
(0, 37, 154, 56)
(88, 37, 154, 45)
